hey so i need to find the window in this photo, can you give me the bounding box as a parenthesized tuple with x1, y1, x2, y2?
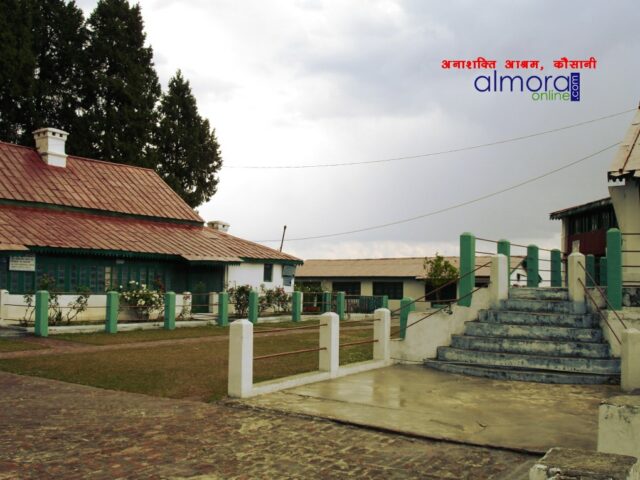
(372, 281, 403, 300)
(263, 263, 273, 282)
(282, 265, 295, 287)
(332, 281, 360, 295)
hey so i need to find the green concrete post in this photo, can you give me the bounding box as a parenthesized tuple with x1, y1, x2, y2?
(248, 290, 259, 324)
(382, 295, 389, 309)
(600, 257, 608, 287)
(34, 290, 49, 337)
(585, 254, 596, 287)
(526, 245, 539, 288)
(497, 239, 511, 279)
(458, 232, 476, 307)
(164, 291, 176, 330)
(399, 297, 415, 340)
(607, 228, 622, 310)
(551, 249, 562, 287)
(336, 291, 345, 321)
(105, 291, 119, 334)
(321, 291, 331, 313)
(217, 291, 229, 326)
(291, 291, 302, 322)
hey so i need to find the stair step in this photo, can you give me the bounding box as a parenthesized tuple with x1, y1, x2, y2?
(465, 321, 603, 342)
(436, 347, 620, 375)
(501, 298, 583, 314)
(478, 309, 598, 328)
(509, 287, 569, 301)
(423, 360, 620, 385)
(450, 335, 611, 358)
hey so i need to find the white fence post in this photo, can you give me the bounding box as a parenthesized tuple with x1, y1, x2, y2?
(568, 252, 586, 312)
(489, 254, 508, 307)
(622, 328, 640, 392)
(373, 308, 390, 362)
(228, 319, 253, 398)
(0, 289, 7, 321)
(208, 292, 218, 313)
(319, 312, 339, 375)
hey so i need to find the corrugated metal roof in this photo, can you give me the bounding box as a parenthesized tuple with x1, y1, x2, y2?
(0, 205, 301, 263)
(296, 256, 522, 279)
(549, 197, 611, 220)
(608, 106, 640, 181)
(0, 141, 203, 222)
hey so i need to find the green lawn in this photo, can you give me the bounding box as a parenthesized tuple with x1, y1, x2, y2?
(0, 328, 372, 402)
(54, 320, 320, 345)
(0, 338, 46, 352)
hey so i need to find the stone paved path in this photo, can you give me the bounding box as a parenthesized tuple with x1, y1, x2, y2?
(0, 372, 535, 479)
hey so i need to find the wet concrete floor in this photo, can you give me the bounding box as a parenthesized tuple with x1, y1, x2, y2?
(242, 365, 620, 453)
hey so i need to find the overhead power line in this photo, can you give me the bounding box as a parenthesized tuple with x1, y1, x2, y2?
(254, 141, 620, 243)
(225, 108, 634, 169)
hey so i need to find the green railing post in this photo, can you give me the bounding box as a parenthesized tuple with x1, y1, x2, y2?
(248, 290, 259, 324)
(34, 290, 49, 337)
(164, 291, 176, 330)
(399, 297, 415, 340)
(607, 228, 622, 310)
(585, 254, 596, 287)
(526, 245, 539, 287)
(105, 291, 119, 334)
(459, 232, 476, 307)
(291, 291, 302, 322)
(497, 239, 511, 283)
(218, 291, 229, 326)
(321, 291, 331, 313)
(551, 249, 562, 287)
(336, 291, 345, 321)
(382, 295, 389, 309)
(600, 257, 608, 287)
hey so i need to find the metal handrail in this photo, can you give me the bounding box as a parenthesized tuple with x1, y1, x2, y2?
(578, 277, 620, 345)
(390, 261, 491, 315)
(577, 262, 627, 330)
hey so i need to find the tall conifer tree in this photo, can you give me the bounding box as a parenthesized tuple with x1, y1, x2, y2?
(81, 0, 160, 167)
(154, 71, 222, 208)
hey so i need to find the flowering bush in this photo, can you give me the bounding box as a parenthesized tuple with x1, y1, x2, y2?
(227, 284, 291, 317)
(119, 280, 164, 321)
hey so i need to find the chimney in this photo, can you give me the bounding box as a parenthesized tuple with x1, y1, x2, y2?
(208, 220, 230, 232)
(33, 128, 69, 168)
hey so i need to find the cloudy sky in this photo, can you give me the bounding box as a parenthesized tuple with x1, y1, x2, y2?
(80, 0, 640, 260)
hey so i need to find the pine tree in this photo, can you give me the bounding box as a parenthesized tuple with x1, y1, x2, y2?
(154, 71, 222, 208)
(0, 0, 35, 143)
(20, 0, 87, 148)
(80, 0, 160, 166)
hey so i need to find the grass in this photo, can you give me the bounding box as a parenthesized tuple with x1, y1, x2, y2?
(0, 327, 372, 402)
(53, 320, 320, 345)
(0, 338, 46, 352)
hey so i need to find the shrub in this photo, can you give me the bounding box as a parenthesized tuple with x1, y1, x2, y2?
(119, 280, 164, 321)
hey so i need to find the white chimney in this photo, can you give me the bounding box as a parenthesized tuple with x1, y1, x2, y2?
(208, 220, 230, 232)
(33, 128, 69, 168)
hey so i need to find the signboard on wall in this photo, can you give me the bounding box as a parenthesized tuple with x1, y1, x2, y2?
(9, 255, 36, 272)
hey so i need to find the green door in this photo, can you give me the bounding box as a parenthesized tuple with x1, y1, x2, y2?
(188, 266, 224, 313)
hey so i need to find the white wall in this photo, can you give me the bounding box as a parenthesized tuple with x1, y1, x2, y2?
(226, 263, 294, 293)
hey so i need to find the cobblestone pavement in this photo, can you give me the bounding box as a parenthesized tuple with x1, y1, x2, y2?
(0, 372, 535, 479)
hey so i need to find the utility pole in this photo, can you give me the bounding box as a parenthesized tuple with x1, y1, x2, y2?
(279, 225, 287, 252)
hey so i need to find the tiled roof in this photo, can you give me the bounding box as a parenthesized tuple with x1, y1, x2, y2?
(0, 205, 301, 263)
(0, 141, 202, 222)
(296, 256, 521, 279)
(609, 106, 640, 181)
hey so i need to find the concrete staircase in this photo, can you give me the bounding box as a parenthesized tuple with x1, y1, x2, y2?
(424, 287, 620, 384)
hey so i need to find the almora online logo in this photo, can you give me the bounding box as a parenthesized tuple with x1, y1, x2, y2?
(473, 71, 580, 101)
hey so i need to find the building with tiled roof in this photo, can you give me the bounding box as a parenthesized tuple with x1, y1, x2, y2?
(0, 128, 301, 309)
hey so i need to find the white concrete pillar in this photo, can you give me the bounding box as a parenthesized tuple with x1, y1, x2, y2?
(0, 289, 7, 321)
(182, 291, 192, 317)
(598, 396, 640, 459)
(228, 319, 253, 398)
(610, 179, 640, 284)
(373, 308, 391, 362)
(319, 312, 339, 375)
(622, 328, 640, 392)
(208, 292, 218, 313)
(489, 254, 508, 308)
(568, 252, 586, 310)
